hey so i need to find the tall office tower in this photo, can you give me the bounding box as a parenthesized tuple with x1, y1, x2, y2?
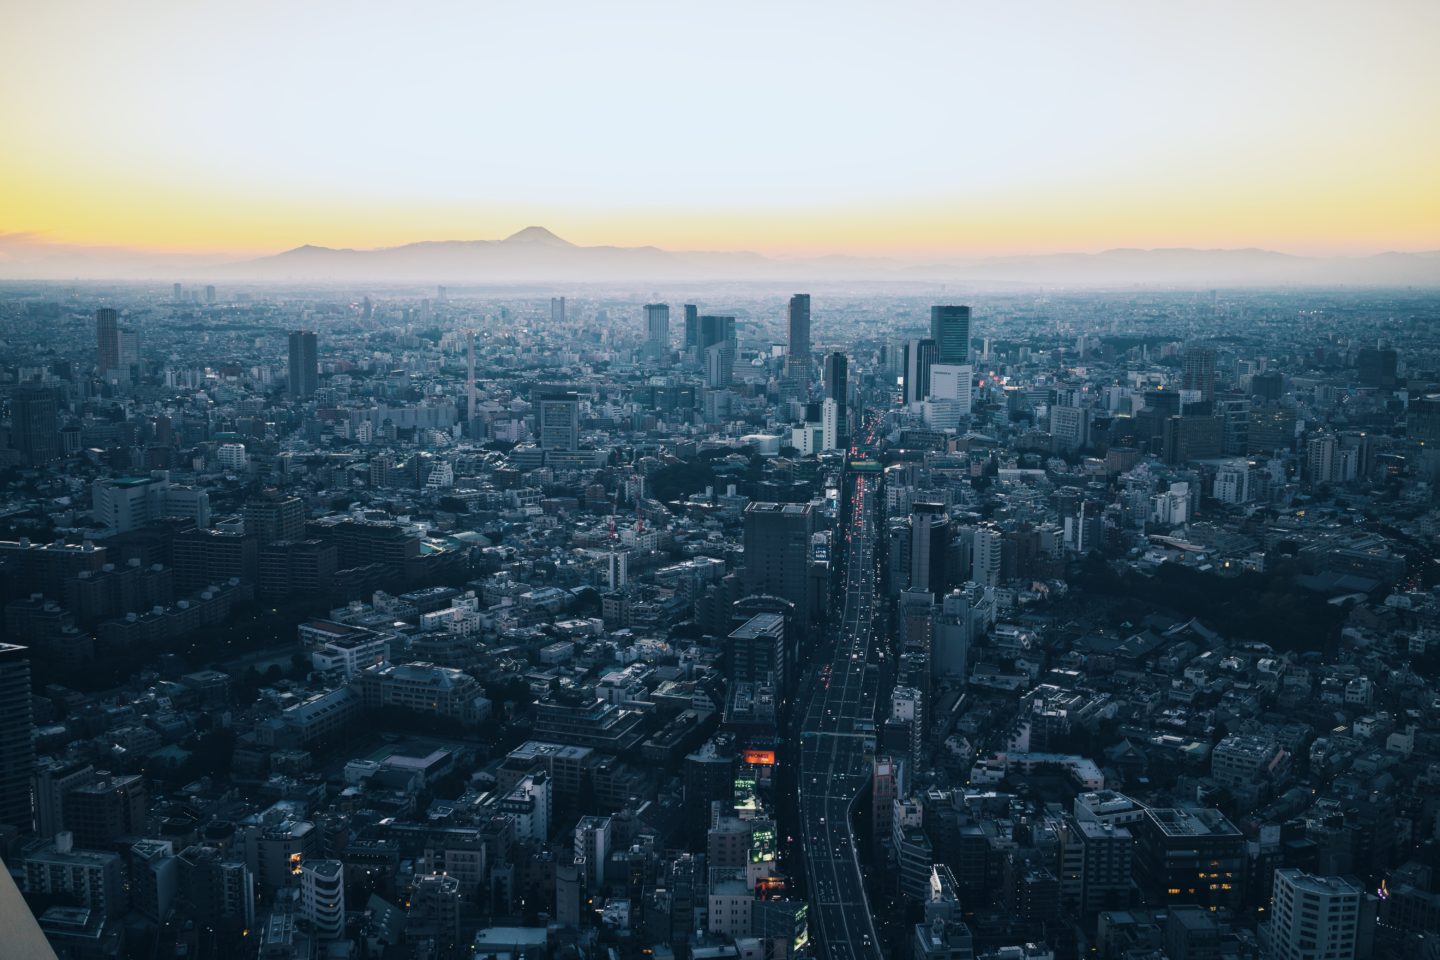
(1270, 869, 1369, 960)
(699, 314, 736, 389)
(684, 304, 700, 350)
(1182, 347, 1217, 401)
(287, 330, 318, 398)
(12, 383, 61, 466)
(698, 313, 735, 352)
(118, 329, 141, 381)
(972, 525, 1002, 588)
(0, 644, 36, 830)
(204, 285, 216, 304)
(537, 391, 581, 451)
(172, 282, 183, 300)
(824, 351, 848, 446)
(872, 756, 901, 860)
(743, 502, 816, 631)
(930, 305, 971, 364)
(1356, 347, 1398, 389)
(903, 339, 938, 405)
(788, 293, 811, 364)
(96, 307, 121, 373)
(909, 502, 950, 594)
(301, 859, 345, 940)
(551, 296, 566, 323)
(933, 590, 971, 681)
(645, 303, 670, 358)
(728, 612, 788, 690)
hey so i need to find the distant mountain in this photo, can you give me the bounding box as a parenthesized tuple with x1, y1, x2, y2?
(2, 227, 1437, 287)
(222, 231, 1440, 287)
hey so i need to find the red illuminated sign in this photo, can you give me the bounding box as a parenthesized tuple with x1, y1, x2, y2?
(743, 749, 776, 766)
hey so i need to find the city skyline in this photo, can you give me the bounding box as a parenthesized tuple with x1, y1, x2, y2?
(3, 2, 1438, 263)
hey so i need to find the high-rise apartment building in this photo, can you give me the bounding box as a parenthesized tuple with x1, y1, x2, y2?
(288, 330, 318, 398)
(1270, 869, 1369, 960)
(301, 859, 345, 939)
(972, 525, 1002, 588)
(930, 305, 971, 364)
(0, 644, 35, 830)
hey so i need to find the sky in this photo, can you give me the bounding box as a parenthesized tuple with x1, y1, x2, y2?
(2, 0, 1438, 259)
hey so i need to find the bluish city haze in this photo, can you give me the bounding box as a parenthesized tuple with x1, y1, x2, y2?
(2, 2, 1439, 958)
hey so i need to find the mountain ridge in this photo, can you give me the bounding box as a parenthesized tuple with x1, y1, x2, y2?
(1, 228, 1437, 286)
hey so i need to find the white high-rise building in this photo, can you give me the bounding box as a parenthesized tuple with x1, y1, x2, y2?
(301, 859, 345, 940)
(1269, 869, 1367, 960)
(821, 397, 840, 451)
(607, 549, 628, 590)
(928, 363, 973, 414)
(1214, 459, 1252, 504)
(972, 525, 1002, 588)
(217, 443, 248, 471)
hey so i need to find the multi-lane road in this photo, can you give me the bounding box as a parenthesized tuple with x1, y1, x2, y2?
(799, 467, 884, 960)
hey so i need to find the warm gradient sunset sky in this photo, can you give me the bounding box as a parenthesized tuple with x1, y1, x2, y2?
(3, 1, 1438, 258)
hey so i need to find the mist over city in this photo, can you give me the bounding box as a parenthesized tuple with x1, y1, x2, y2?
(2, 3, 1439, 960)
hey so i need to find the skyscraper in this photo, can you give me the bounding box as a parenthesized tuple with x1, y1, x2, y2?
(903, 338, 938, 405)
(645, 303, 670, 358)
(824, 351, 849, 447)
(12, 382, 61, 466)
(95, 307, 120, 374)
(551, 296, 566, 323)
(930, 305, 971, 364)
(683, 304, 699, 350)
(204, 284, 216, 304)
(1182, 347, 1217, 401)
(699, 315, 736, 389)
(909, 502, 949, 594)
(537, 391, 580, 451)
(788, 293, 811, 364)
(743, 502, 816, 631)
(288, 330, 318, 398)
(0, 644, 36, 830)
